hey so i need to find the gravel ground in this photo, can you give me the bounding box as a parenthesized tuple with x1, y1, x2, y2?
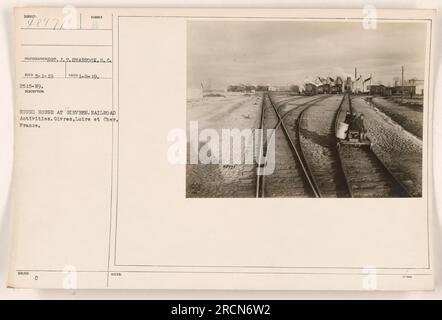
(370, 97, 423, 139)
(299, 95, 350, 197)
(186, 163, 257, 198)
(186, 93, 261, 198)
(351, 96, 422, 196)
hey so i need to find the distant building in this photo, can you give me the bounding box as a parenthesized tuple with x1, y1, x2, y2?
(344, 77, 352, 93)
(267, 85, 299, 92)
(384, 87, 393, 96)
(391, 85, 416, 96)
(256, 85, 269, 92)
(322, 83, 331, 93)
(368, 84, 416, 97)
(304, 83, 317, 95)
(335, 77, 343, 94)
(368, 84, 385, 96)
(408, 78, 424, 95)
(244, 85, 256, 93)
(227, 85, 246, 92)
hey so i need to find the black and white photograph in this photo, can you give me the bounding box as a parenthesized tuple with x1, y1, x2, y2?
(186, 20, 427, 198)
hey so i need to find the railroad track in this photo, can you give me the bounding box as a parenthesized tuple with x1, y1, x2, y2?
(256, 93, 329, 198)
(270, 94, 305, 108)
(335, 94, 412, 197)
(297, 95, 351, 197)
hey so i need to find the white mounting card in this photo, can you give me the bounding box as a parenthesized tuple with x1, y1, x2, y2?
(8, 7, 435, 290)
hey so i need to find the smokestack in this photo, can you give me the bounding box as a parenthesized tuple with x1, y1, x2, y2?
(401, 66, 404, 87)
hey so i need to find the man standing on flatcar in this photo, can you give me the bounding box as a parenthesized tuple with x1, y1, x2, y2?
(344, 111, 352, 124)
(354, 113, 367, 141)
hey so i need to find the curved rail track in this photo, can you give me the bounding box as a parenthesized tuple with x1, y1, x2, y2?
(335, 94, 412, 197)
(256, 93, 329, 198)
(297, 95, 351, 197)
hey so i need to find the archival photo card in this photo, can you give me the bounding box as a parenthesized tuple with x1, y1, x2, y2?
(8, 8, 435, 290)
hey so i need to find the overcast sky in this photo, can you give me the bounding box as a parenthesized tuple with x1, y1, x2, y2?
(187, 20, 427, 89)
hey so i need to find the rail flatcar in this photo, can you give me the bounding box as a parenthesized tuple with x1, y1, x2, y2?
(338, 113, 371, 147)
(335, 94, 371, 146)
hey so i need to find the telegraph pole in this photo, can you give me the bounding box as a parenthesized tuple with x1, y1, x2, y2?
(401, 66, 404, 86)
(401, 66, 404, 100)
(354, 67, 357, 93)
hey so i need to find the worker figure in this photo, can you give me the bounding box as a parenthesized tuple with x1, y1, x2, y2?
(354, 113, 367, 141)
(344, 111, 352, 124)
